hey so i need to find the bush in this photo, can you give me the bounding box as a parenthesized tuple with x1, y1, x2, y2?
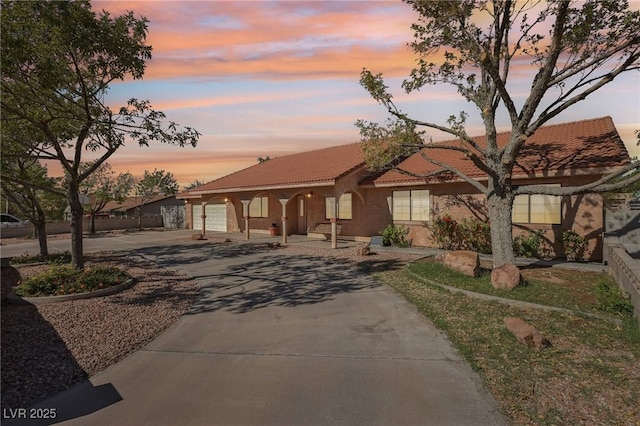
(14, 265, 129, 297)
(595, 277, 634, 316)
(11, 251, 72, 265)
(561, 229, 588, 261)
(380, 224, 410, 248)
(428, 215, 492, 253)
(513, 230, 545, 258)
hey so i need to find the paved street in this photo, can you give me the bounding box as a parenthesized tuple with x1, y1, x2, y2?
(4, 233, 506, 425)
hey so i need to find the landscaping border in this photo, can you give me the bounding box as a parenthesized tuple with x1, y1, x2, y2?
(7, 278, 137, 305)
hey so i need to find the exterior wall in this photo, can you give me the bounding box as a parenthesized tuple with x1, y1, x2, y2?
(0, 217, 164, 239)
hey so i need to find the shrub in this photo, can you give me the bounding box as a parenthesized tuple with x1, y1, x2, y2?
(428, 215, 492, 253)
(561, 229, 588, 261)
(459, 218, 492, 254)
(513, 230, 544, 258)
(11, 251, 72, 265)
(14, 265, 129, 297)
(380, 224, 410, 248)
(428, 214, 461, 250)
(595, 277, 634, 316)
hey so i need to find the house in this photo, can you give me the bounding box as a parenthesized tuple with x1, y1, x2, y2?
(102, 194, 184, 218)
(177, 116, 631, 260)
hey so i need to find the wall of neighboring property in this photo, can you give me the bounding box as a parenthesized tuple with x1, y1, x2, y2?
(0, 217, 165, 239)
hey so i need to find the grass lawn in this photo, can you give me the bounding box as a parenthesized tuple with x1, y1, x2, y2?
(378, 261, 640, 425)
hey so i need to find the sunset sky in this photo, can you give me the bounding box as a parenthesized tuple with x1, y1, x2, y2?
(86, 0, 639, 188)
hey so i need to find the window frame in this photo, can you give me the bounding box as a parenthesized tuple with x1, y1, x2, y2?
(512, 185, 562, 225)
(325, 193, 353, 220)
(249, 196, 269, 218)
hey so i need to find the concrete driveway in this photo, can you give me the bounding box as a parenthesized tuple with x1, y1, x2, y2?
(16, 239, 506, 425)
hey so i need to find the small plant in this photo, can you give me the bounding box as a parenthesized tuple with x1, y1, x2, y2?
(14, 265, 129, 297)
(595, 277, 634, 316)
(380, 224, 410, 248)
(11, 251, 72, 265)
(561, 229, 588, 261)
(513, 230, 544, 258)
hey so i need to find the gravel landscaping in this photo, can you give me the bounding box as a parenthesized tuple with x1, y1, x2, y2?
(1, 252, 199, 410)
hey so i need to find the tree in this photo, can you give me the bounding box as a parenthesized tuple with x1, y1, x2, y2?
(77, 162, 135, 234)
(184, 179, 205, 191)
(132, 169, 179, 229)
(358, 0, 640, 268)
(1, 1, 199, 269)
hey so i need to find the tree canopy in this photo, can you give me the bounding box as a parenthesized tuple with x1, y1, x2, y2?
(1, 0, 200, 268)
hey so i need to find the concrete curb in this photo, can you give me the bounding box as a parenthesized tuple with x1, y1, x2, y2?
(8, 277, 137, 305)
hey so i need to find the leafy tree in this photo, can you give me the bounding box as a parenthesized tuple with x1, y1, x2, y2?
(1, 1, 199, 269)
(257, 156, 271, 163)
(132, 169, 179, 229)
(358, 0, 640, 268)
(77, 162, 135, 234)
(184, 179, 205, 191)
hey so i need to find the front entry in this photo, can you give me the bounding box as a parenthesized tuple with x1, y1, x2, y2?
(296, 196, 307, 234)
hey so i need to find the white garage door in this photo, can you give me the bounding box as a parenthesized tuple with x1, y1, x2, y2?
(192, 204, 202, 230)
(192, 203, 227, 232)
(205, 203, 227, 232)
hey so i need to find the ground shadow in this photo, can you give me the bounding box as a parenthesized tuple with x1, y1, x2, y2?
(1, 305, 122, 424)
(187, 253, 385, 315)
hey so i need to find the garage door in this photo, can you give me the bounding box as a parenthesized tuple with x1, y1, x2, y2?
(205, 203, 227, 232)
(192, 203, 227, 232)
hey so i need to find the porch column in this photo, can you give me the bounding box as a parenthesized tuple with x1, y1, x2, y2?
(279, 199, 288, 244)
(330, 200, 338, 249)
(201, 201, 207, 236)
(241, 200, 251, 240)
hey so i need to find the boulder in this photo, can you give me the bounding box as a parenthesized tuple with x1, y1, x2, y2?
(443, 250, 480, 277)
(491, 264, 521, 290)
(356, 244, 371, 256)
(504, 317, 551, 349)
(191, 233, 205, 241)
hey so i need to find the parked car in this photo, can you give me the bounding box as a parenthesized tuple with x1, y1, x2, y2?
(0, 214, 27, 227)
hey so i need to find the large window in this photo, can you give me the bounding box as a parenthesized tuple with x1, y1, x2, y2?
(512, 187, 561, 224)
(392, 190, 429, 221)
(325, 193, 352, 219)
(249, 196, 269, 218)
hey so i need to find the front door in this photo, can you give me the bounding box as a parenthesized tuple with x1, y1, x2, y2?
(297, 196, 307, 234)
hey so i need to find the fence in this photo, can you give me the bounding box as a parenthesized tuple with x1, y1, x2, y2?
(0, 216, 164, 239)
(605, 206, 640, 258)
(606, 243, 640, 324)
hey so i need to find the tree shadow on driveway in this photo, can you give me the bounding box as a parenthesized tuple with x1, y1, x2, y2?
(187, 254, 406, 315)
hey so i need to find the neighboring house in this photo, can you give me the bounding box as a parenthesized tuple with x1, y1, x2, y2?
(102, 195, 183, 218)
(177, 116, 631, 261)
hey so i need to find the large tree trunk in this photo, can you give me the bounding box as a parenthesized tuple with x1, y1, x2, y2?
(34, 207, 49, 257)
(68, 186, 84, 269)
(487, 190, 516, 268)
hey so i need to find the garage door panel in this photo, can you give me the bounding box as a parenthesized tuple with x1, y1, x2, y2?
(192, 205, 202, 230)
(205, 204, 227, 232)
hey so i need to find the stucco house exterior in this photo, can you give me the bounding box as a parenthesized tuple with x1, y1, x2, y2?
(177, 116, 631, 260)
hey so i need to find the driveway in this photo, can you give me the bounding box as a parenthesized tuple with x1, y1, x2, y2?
(17, 240, 506, 425)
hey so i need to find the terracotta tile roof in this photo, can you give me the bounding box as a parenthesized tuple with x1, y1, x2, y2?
(368, 116, 630, 186)
(181, 143, 365, 195)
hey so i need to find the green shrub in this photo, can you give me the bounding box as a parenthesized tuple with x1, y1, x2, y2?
(380, 224, 410, 247)
(561, 229, 588, 261)
(428, 215, 492, 253)
(459, 218, 492, 254)
(14, 265, 129, 297)
(428, 214, 460, 250)
(513, 230, 544, 258)
(595, 277, 634, 316)
(11, 251, 72, 265)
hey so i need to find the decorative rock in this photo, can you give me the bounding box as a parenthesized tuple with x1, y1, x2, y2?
(191, 233, 206, 240)
(504, 317, 551, 349)
(443, 250, 480, 277)
(491, 264, 521, 290)
(356, 245, 371, 256)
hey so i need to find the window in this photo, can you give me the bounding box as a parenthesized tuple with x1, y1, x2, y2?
(392, 190, 429, 221)
(249, 196, 269, 218)
(325, 193, 353, 219)
(512, 186, 561, 224)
